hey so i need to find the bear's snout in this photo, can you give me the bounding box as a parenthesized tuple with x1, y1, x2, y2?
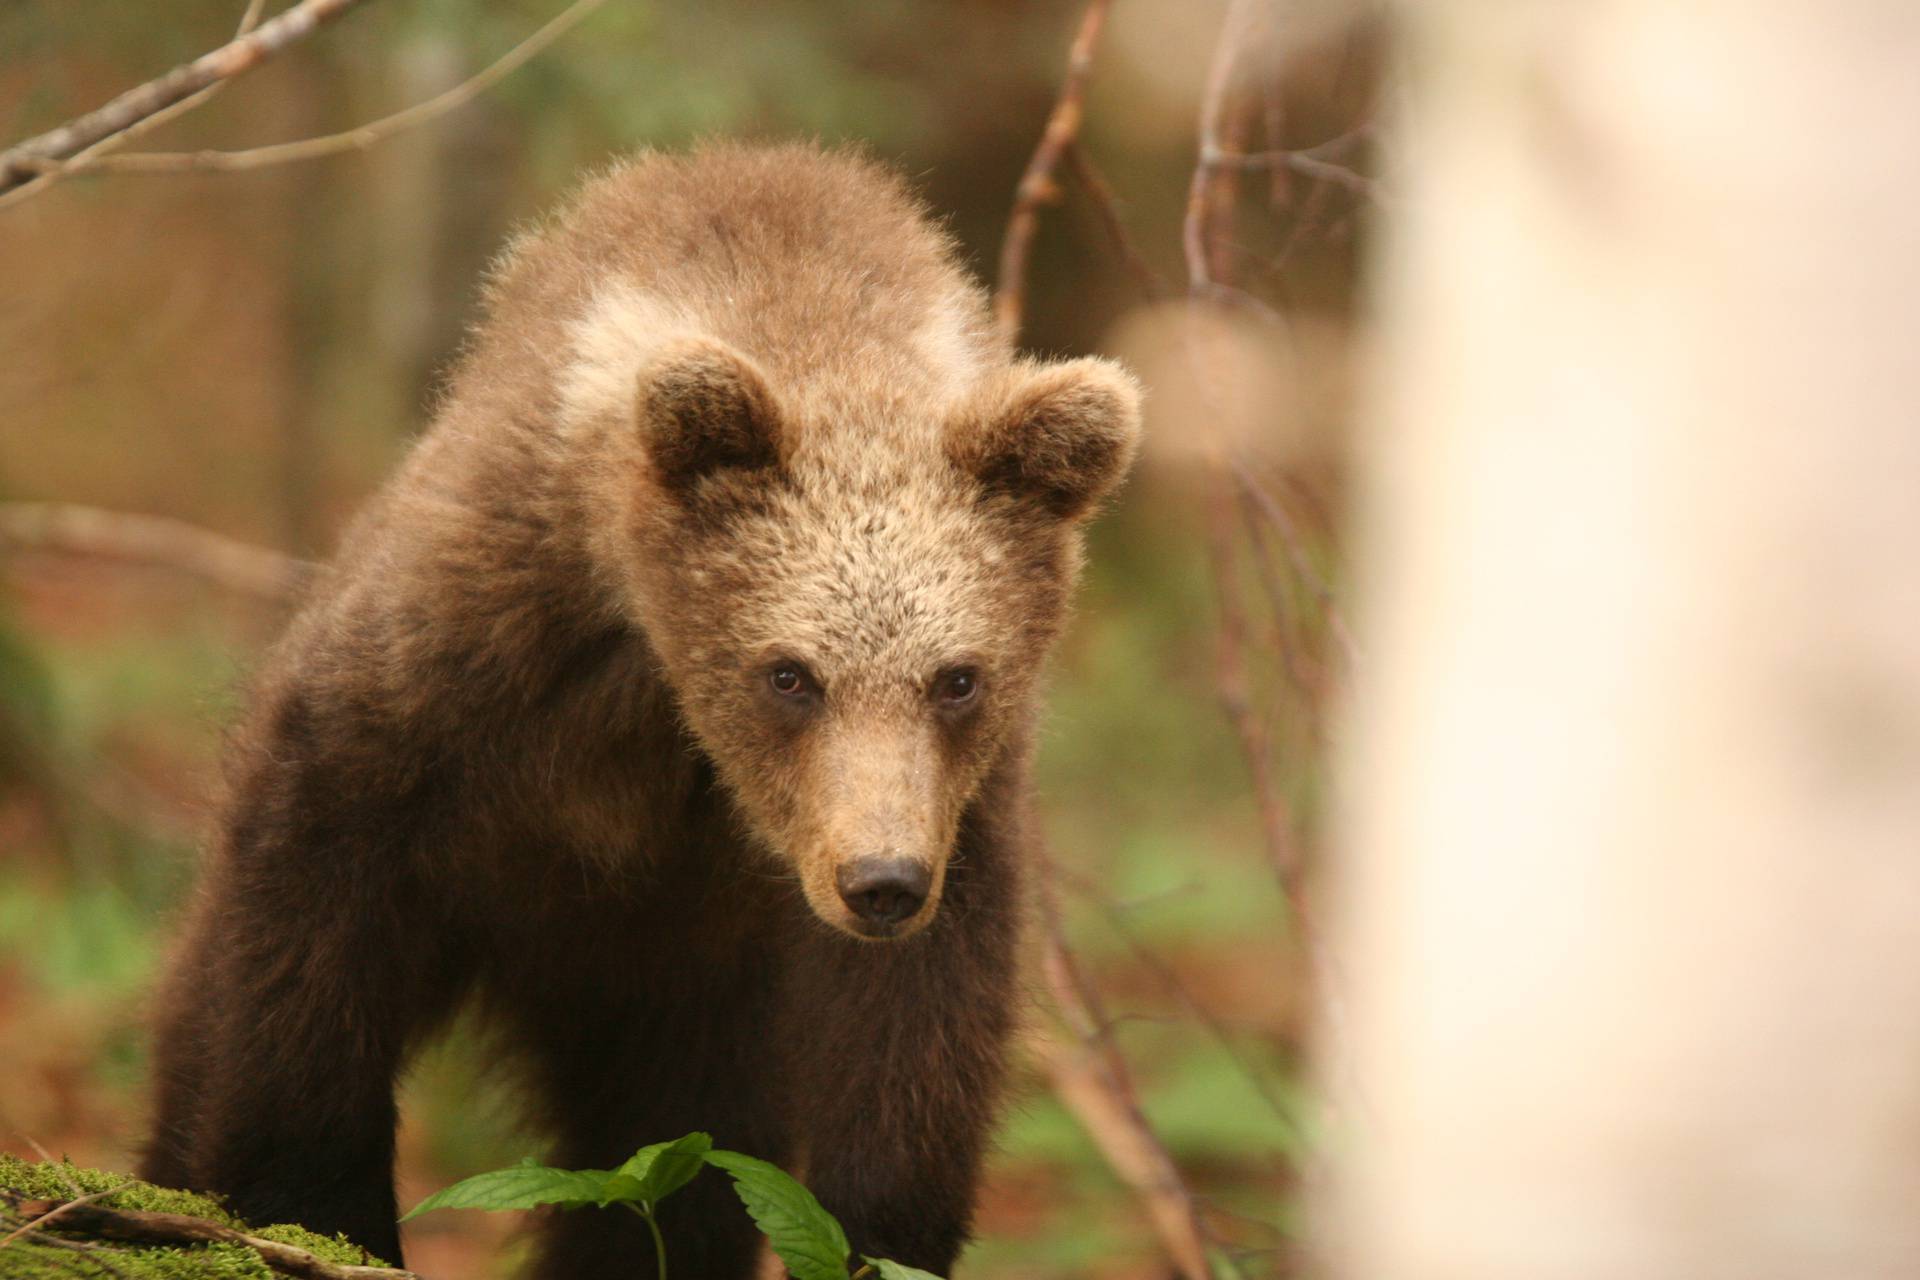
(835, 856, 931, 934)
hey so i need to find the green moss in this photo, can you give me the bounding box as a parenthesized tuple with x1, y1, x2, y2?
(0, 1157, 399, 1277)
(0, 1236, 280, 1279)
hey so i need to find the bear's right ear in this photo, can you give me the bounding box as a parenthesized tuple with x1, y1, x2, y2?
(636, 336, 785, 494)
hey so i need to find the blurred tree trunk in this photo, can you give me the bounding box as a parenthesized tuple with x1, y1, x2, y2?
(277, 52, 337, 557)
(365, 30, 515, 421)
(1335, 4, 1920, 1279)
(275, 32, 516, 553)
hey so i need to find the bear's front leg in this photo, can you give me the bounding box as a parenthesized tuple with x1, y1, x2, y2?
(143, 739, 461, 1265)
(516, 973, 793, 1280)
(782, 913, 1018, 1274)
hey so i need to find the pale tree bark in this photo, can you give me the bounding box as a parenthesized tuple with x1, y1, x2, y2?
(1334, 4, 1920, 1280)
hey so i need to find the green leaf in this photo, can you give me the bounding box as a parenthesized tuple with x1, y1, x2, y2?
(401, 1162, 613, 1220)
(865, 1256, 946, 1280)
(601, 1131, 713, 1206)
(702, 1150, 849, 1280)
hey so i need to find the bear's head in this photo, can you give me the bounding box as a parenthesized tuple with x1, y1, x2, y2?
(604, 333, 1140, 940)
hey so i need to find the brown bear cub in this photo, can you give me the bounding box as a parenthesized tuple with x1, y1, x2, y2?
(142, 142, 1140, 1277)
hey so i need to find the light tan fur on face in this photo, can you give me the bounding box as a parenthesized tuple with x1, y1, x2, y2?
(432, 143, 1140, 938)
(645, 459, 1053, 938)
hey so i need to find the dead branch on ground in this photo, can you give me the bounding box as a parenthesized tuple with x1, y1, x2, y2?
(0, 1195, 419, 1280)
(0, 1189, 118, 1250)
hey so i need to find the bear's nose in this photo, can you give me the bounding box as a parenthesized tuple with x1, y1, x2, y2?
(835, 856, 931, 927)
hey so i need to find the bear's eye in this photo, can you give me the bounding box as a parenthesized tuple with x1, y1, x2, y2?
(768, 663, 816, 698)
(935, 667, 980, 706)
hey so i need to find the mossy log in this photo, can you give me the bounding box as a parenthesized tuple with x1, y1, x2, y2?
(0, 1157, 420, 1279)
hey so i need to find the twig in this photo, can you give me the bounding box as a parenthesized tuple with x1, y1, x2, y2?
(994, 0, 1115, 345)
(0, 1189, 118, 1243)
(1201, 144, 1381, 200)
(1203, 477, 1306, 890)
(1033, 855, 1218, 1280)
(1204, 485, 1355, 1082)
(235, 0, 271, 34)
(3, 1199, 417, 1279)
(27, 0, 610, 179)
(1056, 863, 1307, 1136)
(1183, 0, 1267, 292)
(1258, 37, 1293, 209)
(1231, 486, 1321, 723)
(0, 0, 371, 198)
(0, 0, 271, 211)
(1063, 142, 1168, 303)
(1268, 126, 1374, 271)
(1229, 458, 1357, 670)
(0, 502, 310, 603)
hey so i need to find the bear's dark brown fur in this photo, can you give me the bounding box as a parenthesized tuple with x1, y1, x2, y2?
(142, 142, 1140, 1277)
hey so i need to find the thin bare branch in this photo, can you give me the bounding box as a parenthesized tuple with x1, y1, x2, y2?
(0, 503, 310, 603)
(29, 0, 610, 179)
(1033, 855, 1218, 1280)
(998, 22, 1235, 1259)
(1208, 465, 1357, 1120)
(1271, 171, 1341, 273)
(1203, 476, 1306, 887)
(1203, 144, 1382, 200)
(0, 0, 272, 210)
(1056, 863, 1307, 1135)
(994, 0, 1115, 345)
(1232, 491, 1321, 721)
(0, 1190, 118, 1251)
(1183, 0, 1266, 292)
(1258, 36, 1294, 209)
(235, 0, 271, 34)
(1063, 142, 1168, 303)
(0, 0, 371, 198)
(1229, 458, 1358, 670)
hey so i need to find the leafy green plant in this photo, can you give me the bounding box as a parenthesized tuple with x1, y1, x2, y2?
(403, 1132, 942, 1280)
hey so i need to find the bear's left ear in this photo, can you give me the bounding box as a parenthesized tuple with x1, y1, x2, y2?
(951, 357, 1144, 520)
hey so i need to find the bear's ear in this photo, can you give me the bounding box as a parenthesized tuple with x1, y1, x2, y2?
(636, 336, 785, 493)
(951, 357, 1144, 520)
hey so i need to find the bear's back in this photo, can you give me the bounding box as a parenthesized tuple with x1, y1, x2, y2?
(455, 142, 1002, 438)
